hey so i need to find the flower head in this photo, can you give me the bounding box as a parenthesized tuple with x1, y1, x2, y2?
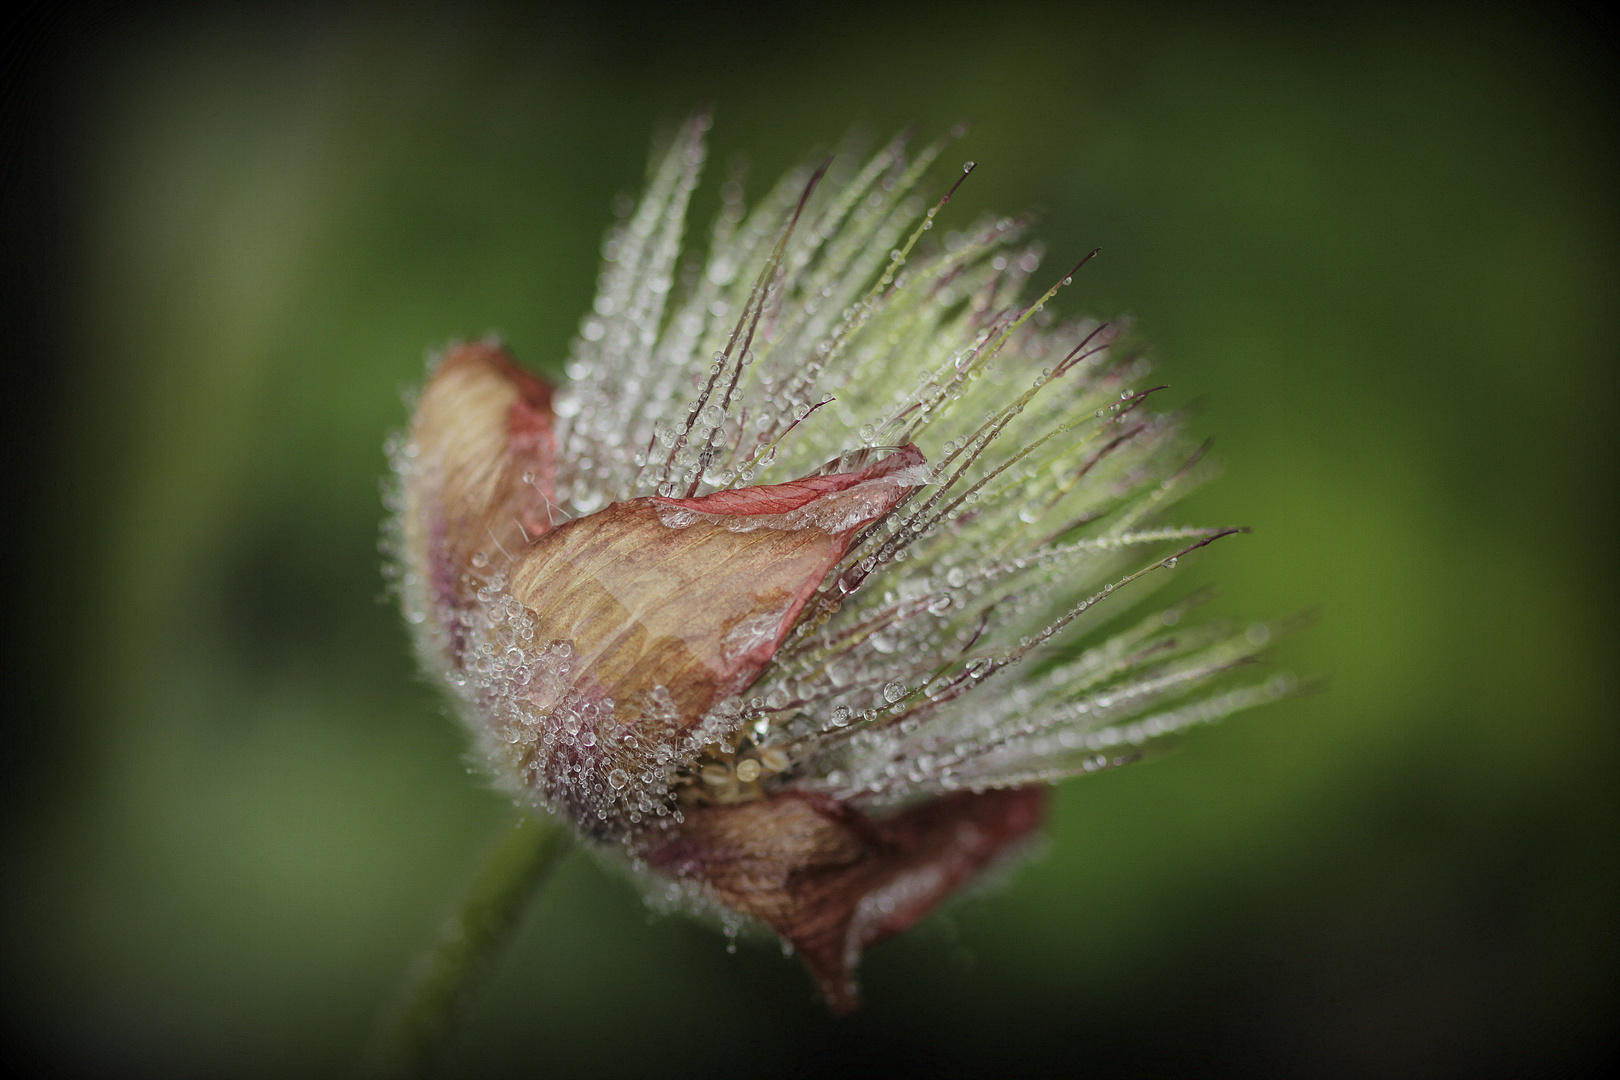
(387, 115, 1294, 1011)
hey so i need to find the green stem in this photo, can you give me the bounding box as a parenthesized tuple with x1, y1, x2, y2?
(361, 813, 571, 1079)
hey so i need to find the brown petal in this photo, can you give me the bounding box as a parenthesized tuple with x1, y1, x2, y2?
(644, 787, 1047, 1013)
(402, 341, 558, 637)
(505, 446, 927, 736)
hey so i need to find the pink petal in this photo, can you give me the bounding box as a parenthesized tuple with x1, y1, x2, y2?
(402, 341, 559, 636)
(498, 447, 928, 829)
(507, 446, 928, 727)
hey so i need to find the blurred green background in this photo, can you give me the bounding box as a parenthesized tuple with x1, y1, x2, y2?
(3, 2, 1615, 1076)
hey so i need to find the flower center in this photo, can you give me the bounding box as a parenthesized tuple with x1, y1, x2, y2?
(676, 739, 794, 806)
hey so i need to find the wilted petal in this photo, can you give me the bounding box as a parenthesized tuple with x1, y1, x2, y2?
(437, 444, 925, 831)
(401, 341, 559, 663)
(644, 787, 1046, 1012)
(507, 446, 925, 724)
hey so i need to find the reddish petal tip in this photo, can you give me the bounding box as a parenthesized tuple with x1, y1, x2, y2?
(643, 786, 1047, 1014)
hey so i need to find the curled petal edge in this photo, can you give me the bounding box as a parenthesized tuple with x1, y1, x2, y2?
(645, 787, 1047, 1013)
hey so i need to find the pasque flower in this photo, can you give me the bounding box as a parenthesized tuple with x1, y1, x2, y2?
(386, 115, 1293, 1012)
